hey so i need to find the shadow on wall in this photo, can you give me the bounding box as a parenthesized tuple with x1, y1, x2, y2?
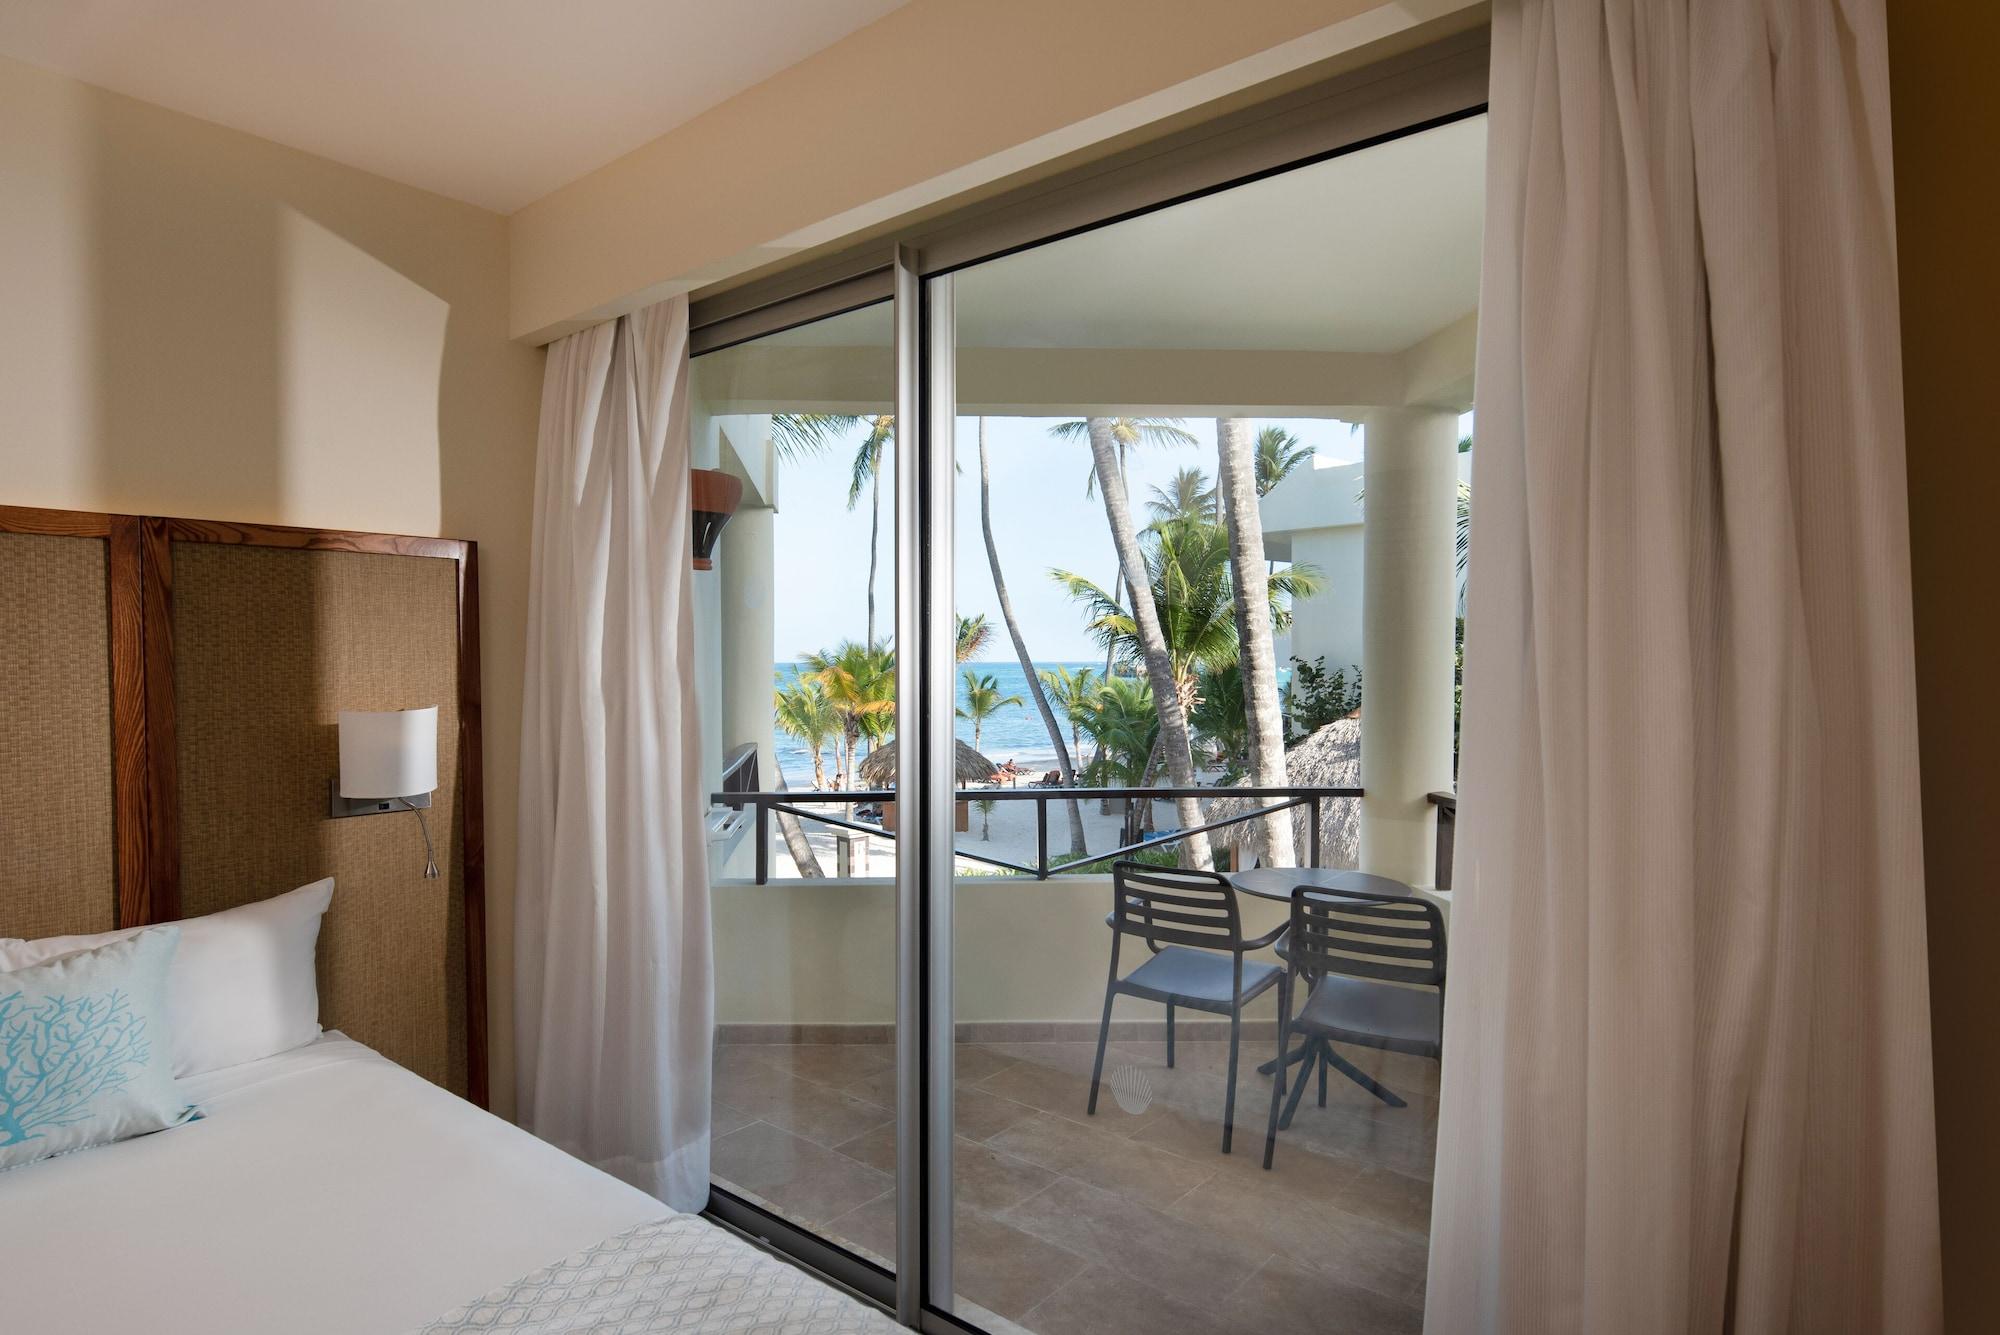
(74, 77, 542, 1117)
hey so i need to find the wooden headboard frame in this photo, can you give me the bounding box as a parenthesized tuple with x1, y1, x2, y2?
(0, 503, 487, 1107)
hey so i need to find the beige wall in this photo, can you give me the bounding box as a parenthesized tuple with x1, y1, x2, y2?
(1888, 5, 2000, 1330)
(713, 875, 1297, 1030)
(0, 56, 541, 1119)
(508, 0, 1486, 341)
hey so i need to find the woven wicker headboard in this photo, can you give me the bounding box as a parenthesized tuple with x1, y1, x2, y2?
(0, 506, 486, 1106)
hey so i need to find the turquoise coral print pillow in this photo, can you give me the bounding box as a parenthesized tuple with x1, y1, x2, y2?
(0, 926, 198, 1172)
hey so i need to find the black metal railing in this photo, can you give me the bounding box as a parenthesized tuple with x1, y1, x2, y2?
(712, 784, 1364, 884)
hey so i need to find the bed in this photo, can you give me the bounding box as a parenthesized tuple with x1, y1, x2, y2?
(0, 1033, 896, 1333)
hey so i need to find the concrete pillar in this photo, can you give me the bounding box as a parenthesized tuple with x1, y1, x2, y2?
(1358, 407, 1459, 885)
(719, 505, 776, 879)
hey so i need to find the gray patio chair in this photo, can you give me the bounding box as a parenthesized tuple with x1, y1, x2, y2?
(1088, 860, 1286, 1153)
(1262, 884, 1446, 1170)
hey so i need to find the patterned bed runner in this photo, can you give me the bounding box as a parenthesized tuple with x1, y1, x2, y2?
(417, 1214, 899, 1333)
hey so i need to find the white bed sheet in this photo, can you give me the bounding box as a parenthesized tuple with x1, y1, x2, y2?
(0, 1034, 668, 1334)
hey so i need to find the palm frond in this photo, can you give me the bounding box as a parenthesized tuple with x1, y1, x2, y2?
(769, 413, 862, 462)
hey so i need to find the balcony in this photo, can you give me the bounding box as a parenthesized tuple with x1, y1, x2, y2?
(708, 778, 1444, 1335)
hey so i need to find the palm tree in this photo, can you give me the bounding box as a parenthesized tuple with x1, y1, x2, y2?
(1050, 416, 1197, 681)
(1052, 519, 1318, 708)
(1036, 665, 1099, 769)
(956, 613, 993, 663)
(770, 413, 860, 463)
(1079, 418, 1212, 868)
(801, 640, 896, 790)
(956, 670, 1024, 753)
(1188, 662, 1248, 771)
(1078, 675, 1157, 787)
(772, 679, 839, 790)
(844, 414, 896, 647)
(1147, 467, 1216, 525)
(978, 420, 1088, 854)
(1217, 417, 1294, 865)
(1254, 426, 1315, 496)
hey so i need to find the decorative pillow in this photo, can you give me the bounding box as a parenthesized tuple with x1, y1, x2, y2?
(0, 878, 334, 1077)
(0, 927, 198, 1172)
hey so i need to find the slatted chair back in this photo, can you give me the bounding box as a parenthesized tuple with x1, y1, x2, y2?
(1110, 861, 1244, 954)
(1288, 886, 1446, 989)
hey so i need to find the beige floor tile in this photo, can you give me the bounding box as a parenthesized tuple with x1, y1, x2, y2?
(981, 1040, 1114, 1076)
(712, 1061, 893, 1149)
(1263, 1093, 1438, 1181)
(829, 1194, 1091, 1321)
(710, 1098, 756, 1138)
(976, 1059, 1163, 1134)
(1163, 1172, 1427, 1305)
(1018, 1266, 1237, 1335)
(712, 1122, 893, 1229)
(988, 1112, 1216, 1211)
(831, 1126, 1056, 1215)
(952, 1042, 1023, 1085)
(1331, 1164, 1434, 1236)
(768, 1042, 894, 1088)
(1133, 1109, 1361, 1193)
(1221, 1255, 1424, 1335)
(955, 1084, 1040, 1141)
(841, 1065, 897, 1109)
(999, 1176, 1275, 1313)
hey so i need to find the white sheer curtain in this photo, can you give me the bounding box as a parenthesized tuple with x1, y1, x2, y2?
(514, 296, 712, 1211)
(1427, 2, 1940, 1331)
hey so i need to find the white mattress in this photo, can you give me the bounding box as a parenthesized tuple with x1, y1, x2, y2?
(0, 1034, 668, 1334)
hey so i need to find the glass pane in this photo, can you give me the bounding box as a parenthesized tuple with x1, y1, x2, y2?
(690, 301, 903, 1268)
(939, 115, 1483, 1332)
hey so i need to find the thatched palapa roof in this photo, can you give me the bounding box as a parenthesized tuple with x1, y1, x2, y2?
(1202, 717, 1361, 867)
(857, 738, 1000, 787)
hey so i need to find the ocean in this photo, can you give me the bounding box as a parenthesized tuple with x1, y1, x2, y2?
(771, 659, 1099, 783)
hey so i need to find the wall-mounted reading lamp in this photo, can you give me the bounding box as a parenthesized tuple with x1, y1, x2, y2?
(330, 707, 440, 879)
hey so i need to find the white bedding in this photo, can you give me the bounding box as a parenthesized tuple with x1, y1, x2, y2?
(0, 1035, 870, 1334)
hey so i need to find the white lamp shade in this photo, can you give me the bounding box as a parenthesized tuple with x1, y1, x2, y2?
(338, 708, 438, 799)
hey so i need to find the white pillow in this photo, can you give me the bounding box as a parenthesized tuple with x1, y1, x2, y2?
(0, 878, 334, 1077)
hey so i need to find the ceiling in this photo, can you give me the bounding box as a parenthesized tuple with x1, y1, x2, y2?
(768, 114, 1486, 356)
(0, 0, 908, 213)
(955, 114, 1485, 354)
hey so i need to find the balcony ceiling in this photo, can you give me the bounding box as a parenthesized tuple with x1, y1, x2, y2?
(773, 114, 1486, 357)
(0, 0, 908, 213)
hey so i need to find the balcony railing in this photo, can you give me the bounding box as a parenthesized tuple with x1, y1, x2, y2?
(712, 783, 1364, 884)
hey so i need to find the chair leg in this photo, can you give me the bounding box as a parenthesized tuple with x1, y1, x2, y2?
(1165, 1001, 1175, 1069)
(1318, 1045, 1328, 1107)
(1087, 986, 1116, 1116)
(1263, 975, 1291, 1170)
(1279, 1037, 1317, 1130)
(1323, 1044, 1408, 1109)
(1221, 1004, 1242, 1154)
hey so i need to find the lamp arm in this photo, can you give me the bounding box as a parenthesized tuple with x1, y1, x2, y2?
(400, 798, 441, 879)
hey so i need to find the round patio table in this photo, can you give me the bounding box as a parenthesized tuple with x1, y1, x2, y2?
(1227, 866, 1413, 903)
(1233, 866, 1416, 1091)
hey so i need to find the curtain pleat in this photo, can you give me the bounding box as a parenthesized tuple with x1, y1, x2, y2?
(1425, 2, 1940, 1330)
(515, 296, 712, 1211)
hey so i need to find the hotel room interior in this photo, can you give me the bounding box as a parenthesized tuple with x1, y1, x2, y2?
(0, 3, 1988, 1333)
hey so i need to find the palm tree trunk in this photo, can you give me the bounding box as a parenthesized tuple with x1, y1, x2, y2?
(1217, 418, 1294, 866)
(1086, 418, 1211, 869)
(865, 466, 881, 647)
(774, 763, 826, 879)
(979, 420, 1088, 856)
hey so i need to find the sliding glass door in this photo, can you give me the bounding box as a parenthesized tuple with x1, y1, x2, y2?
(689, 43, 1484, 1332)
(689, 300, 907, 1297)
(925, 115, 1480, 1334)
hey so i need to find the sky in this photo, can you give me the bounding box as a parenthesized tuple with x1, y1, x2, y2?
(768, 415, 1380, 663)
